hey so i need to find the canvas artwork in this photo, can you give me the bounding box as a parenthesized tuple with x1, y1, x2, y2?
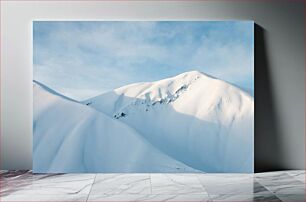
(33, 21, 254, 173)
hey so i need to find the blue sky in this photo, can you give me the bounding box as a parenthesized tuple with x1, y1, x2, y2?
(33, 21, 254, 101)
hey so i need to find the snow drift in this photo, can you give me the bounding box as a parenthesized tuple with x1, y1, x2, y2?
(33, 81, 200, 173)
(84, 71, 254, 172)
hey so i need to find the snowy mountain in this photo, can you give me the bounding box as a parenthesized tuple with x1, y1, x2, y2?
(84, 71, 254, 172)
(33, 80, 201, 173)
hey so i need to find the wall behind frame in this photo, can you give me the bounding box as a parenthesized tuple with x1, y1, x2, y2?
(1, 0, 305, 171)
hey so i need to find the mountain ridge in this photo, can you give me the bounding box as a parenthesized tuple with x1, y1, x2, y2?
(85, 70, 252, 104)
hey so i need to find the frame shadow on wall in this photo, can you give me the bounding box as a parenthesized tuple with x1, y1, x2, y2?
(254, 24, 286, 172)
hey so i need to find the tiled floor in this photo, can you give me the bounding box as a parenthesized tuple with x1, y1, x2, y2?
(0, 170, 305, 201)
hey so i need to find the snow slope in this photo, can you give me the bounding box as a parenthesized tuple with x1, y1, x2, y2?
(33, 81, 200, 173)
(85, 71, 254, 173)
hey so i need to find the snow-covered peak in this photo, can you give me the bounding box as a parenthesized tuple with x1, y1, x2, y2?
(83, 71, 202, 118)
(87, 71, 203, 104)
(85, 70, 252, 120)
(171, 70, 214, 80)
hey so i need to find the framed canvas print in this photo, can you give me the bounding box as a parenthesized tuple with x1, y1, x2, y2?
(33, 21, 254, 173)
